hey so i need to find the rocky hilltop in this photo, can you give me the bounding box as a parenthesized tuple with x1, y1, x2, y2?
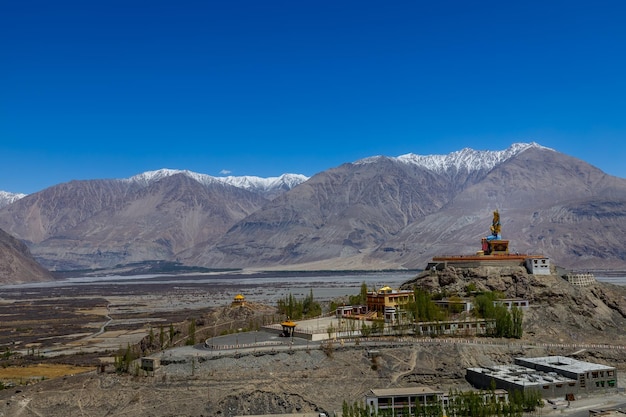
(401, 265, 626, 345)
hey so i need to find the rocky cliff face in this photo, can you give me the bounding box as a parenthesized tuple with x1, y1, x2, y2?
(0, 228, 53, 284)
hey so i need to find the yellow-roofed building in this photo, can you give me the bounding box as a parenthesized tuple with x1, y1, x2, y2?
(232, 293, 246, 307)
(367, 286, 414, 323)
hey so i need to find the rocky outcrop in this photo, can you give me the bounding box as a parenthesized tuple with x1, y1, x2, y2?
(401, 265, 626, 345)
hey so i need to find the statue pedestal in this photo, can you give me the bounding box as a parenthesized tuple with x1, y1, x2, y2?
(481, 238, 509, 255)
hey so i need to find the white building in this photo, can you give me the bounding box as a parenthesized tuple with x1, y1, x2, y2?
(525, 257, 551, 275)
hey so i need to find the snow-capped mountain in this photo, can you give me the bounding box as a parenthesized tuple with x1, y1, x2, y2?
(2, 141, 626, 274)
(125, 169, 308, 197)
(0, 191, 27, 208)
(357, 142, 553, 174)
(124, 169, 221, 187)
(220, 173, 309, 192)
(191, 142, 626, 271)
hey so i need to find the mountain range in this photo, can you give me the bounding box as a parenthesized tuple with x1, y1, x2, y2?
(1, 142, 626, 277)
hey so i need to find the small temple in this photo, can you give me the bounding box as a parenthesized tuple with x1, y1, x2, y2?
(279, 319, 297, 338)
(232, 294, 246, 307)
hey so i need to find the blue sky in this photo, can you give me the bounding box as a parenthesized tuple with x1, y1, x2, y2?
(2, 1, 626, 194)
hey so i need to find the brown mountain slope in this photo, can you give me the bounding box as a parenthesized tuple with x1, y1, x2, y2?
(187, 158, 460, 267)
(0, 228, 52, 284)
(2, 144, 626, 272)
(0, 174, 269, 270)
(40, 174, 269, 270)
(370, 147, 626, 269)
(190, 146, 626, 270)
(0, 179, 136, 245)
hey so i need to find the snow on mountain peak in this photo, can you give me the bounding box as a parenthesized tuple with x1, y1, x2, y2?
(357, 142, 553, 173)
(125, 169, 220, 187)
(124, 169, 308, 193)
(220, 173, 309, 191)
(0, 191, 27, 208)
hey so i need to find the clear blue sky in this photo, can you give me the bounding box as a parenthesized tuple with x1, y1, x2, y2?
(2, 1, 626, 194)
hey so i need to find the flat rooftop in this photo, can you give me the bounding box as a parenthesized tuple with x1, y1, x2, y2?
(467, 364, 577, 387)
(368, 386, 443, 397)
(516, 356, 615, 373)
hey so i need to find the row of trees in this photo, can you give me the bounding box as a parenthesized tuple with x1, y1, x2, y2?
(276, 289, 322, 320)
(337, 284, 523, 339)
(405, 288, 523, 339)
(341, 388, 542, 417)
(446, 388, 542, 417)
(407, 288, 447, 322)
(474, 292, 523, 338)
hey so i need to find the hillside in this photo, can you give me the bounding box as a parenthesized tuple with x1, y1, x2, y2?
(0, 172, 297, 270)
(0, 228, 53, 284)
(401, 265, 626, 345)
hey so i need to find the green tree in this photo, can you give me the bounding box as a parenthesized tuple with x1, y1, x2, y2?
(410, 287, 445, 322)
(348, 282, 369, 306)
(148, 327, 155, 347)
(474, 292, 521, 338)
(186, 318, 196, 346)
(474, 292, 498, 319)
(510, 306, 523, 339)
(303, 288, 322, 317)
(361, 321, 372, 337)
(114, 343, 137, 374)
(492, 305, 512, 337)
(277, 292, 321, 320)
